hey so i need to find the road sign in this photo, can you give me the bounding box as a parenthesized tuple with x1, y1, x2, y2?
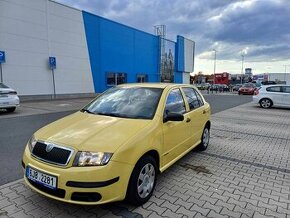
(0, 51, 5, 63)
(49, 57, 56, 69)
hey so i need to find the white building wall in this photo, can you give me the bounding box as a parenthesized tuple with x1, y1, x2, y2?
(268, 73, 290, 85)
(182, 38, 194, 84)
(184, 38, 194, 73)
(0, 0, 94, 95)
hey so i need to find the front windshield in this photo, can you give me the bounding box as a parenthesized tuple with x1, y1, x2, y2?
(82, 87, 163, 119)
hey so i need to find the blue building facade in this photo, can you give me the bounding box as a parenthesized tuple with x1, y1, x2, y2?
(82, 11, 194, 93)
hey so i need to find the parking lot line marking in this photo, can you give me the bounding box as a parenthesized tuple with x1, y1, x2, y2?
(201, 152, 290, 174)
(213, 116, 290, 127)
(212, 128, 290, 141)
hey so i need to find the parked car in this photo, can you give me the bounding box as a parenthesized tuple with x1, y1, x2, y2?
(233, 84, 243, 91)
(253, 85, 290, 108)
(238, 83, 256, 95)
(261, 81, 277, 85)
(220, 84, 229, 92)
(209, 84, 219, 91)
(196, 83, 210, 90)
(22, 84, 211, 205)
(0, 83, 20, 112)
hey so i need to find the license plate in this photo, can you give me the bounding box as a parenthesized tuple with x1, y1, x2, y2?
(26, 166, 57, 190)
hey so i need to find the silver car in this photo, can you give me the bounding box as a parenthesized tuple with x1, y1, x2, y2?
(0, 83, 20, 112)
(253, 85, 290, 108)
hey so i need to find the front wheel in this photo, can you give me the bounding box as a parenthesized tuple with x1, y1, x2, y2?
(198, 126, 210, 151)
(126, 155, 157, 206)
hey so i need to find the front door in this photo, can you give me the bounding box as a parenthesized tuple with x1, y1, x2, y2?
(162, 88, 191, 166)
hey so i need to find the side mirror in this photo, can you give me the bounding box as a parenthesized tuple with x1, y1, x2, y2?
(164, 112, 184, 123)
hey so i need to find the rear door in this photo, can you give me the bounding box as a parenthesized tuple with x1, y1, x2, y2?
(181, 87, 208, 147)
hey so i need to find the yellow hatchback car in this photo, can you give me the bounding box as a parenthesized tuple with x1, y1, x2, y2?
(22, 83, 211, 205)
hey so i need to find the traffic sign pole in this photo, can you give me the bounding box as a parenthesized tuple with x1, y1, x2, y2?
(0, 63, 2, 83)
(48, 57, 56, 99)
(52, 69, 56, 99)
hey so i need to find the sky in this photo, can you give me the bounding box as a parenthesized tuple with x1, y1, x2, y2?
(56, 0, 290, 75)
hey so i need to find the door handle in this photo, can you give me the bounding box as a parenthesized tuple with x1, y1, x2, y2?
(186, 118, 191, 123)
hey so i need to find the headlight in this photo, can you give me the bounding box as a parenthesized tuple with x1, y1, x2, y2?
(28, 135, 37, 152)
(73, 151, 113, 166)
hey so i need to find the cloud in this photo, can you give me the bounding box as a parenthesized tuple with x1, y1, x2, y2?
(56, 0, 290, 73)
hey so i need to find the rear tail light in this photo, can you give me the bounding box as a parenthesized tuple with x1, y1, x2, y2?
(8, 91, 17, 95)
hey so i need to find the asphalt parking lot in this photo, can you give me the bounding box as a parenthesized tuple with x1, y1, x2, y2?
(1, 95, 290, 217)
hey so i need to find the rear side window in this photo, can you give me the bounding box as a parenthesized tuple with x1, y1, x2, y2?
(196, 91, 204, 106)
(182, 87, 202, 110)
(164, 89, 186, 114)
(282, 86, 290, 93)
(266, 86, 281, 92)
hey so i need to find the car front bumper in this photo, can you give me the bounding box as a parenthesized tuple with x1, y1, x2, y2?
(22, 145, 133, 205)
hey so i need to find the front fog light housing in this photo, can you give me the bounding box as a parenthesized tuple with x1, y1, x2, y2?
(73, 151, 113, 166)
(28, 135, 37, 152)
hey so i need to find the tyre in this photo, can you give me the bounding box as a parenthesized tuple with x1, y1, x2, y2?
(6, 107, 16, 113)
(126, 155, 157, 206)
(259, 98, 272, 109)
(238, 92, 241, 95)
(198, 125, 210, 151)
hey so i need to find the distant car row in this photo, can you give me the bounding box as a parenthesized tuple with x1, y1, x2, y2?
(0, 83, 20, 112)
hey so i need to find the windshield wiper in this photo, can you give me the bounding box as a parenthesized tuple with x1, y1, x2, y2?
(80, 109, 95, 114)
(95, 112, 124, 118)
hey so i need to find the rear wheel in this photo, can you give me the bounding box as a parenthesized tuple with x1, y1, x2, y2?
(259, 98, 272, 109)
(126, 155, 157, 206)
(198, 125, 210, 151)
(6, 107, 16, 113)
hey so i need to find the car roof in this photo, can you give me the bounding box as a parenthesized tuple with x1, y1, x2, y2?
(118, 83, 193, 89)
(261, 84, 289, 87)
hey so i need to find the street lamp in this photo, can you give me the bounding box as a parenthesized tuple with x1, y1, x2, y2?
(213, 49, 217, 84)
(240, 54, 244, 84)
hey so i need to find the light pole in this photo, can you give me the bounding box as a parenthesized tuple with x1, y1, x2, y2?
(241, 54, 244, 84)
(213, 49, 217, 85)
(283, 65, 290, 84)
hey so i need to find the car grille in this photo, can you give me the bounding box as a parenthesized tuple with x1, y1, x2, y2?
(32, 142, 73, 166)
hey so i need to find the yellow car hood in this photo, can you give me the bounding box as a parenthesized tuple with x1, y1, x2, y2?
(36, 111, 151, 153)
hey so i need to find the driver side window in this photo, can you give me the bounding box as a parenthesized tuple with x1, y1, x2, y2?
(164, 89, 186, 115)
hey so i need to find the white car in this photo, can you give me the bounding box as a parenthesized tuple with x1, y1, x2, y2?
(0, 83, 20, 112)
(253, 85, 290, 109)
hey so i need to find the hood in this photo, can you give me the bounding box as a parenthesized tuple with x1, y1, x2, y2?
(35, 111, 151, 153)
